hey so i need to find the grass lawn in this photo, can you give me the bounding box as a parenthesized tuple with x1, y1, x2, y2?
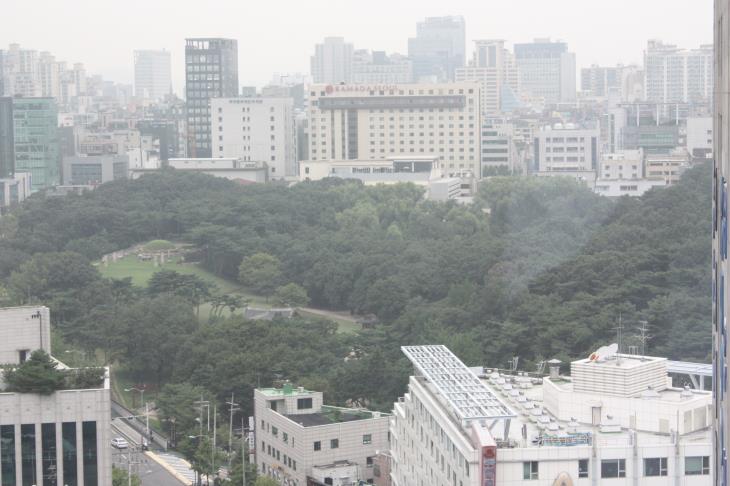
(98, 250, 360, 333)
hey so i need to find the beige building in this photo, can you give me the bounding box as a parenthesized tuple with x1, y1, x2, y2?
(645, 149, 690, 185)
(254, 385, 389, 486)
(456, 40, 519, 115)
(307, 82, 482, 178)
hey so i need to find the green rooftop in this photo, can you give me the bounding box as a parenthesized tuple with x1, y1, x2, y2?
(259, 384, 314, 397)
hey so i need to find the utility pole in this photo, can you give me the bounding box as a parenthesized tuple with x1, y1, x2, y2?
(226, 394, 240, 466)
(241, 416, 246, 486)
(212, 404, 217, 483)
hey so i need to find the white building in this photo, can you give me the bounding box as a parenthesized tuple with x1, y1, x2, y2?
(254, 384, 389, 486)
(686, 116, 713, 159)
(0, 171, 32, 214)
(0, 306, 112, 486)
(310, 37, 354, 84)
(307, 82, 482, 179)
(645, 149, 691, 185)
(533, 124, 600, 174)
(130, 157, 268, 184)
(391, 344, 712, 486)
(599, 150, 644, 180)
(456, 40, 520, 115)
(644, 40, 713, 105)
(352, 51, 413, 84)
(133, 50, 172, 101)
(481, 122, 520, 175)
(211, 97, 297, 179)
(514, 39, 576, 104)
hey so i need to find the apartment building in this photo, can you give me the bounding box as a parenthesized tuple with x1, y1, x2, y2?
(391, 345, 712, 486)
(307, 82, 482, 179)
(0, 306, 112, 486)
(211, 97, 297, 179)
(456, 40, 519, 115)
(254, 385, 389, 486)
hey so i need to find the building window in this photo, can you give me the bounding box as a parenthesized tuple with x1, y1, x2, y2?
(82, 421, 98, 486)
(271, 426, 278, 438)
(363, 434, 372, 445)
(578, 459, 589, 478)
(297, 398, 312, 410)
(21, 424, 36, 486)
(283, 432, 288, 443)
(41, 423, 57, 486)
(523, 461, 538, 480)
(313, 441, 321, 451)
(685, 456, 710, 475)
(330, 439, 339, 449)
(1, 425, 16, 485)
(644, 457, 668, 476)
(601, 459, 626, 478)
(367, 456, 374, 468)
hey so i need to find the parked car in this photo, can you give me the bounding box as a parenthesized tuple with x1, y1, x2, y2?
(111, 437, 129, 449)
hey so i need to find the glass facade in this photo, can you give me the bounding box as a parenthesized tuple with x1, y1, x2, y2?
(12, 97, 60, 191)
(82, 421, 97, 486)
(0, 425, 15, 486)
(41, 423, 57, 486)
(62, 422, 77, 486)
(20, 424, 36, 486)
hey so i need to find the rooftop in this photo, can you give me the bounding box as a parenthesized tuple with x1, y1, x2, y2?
(258, 386, 314, 398)
(284, 406, 387, 427)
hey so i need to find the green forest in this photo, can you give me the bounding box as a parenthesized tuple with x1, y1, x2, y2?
(0, 163, 711, 437)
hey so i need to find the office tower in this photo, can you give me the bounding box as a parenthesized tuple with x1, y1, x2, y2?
(211, 97, 297, 179)
(581, 65, 620, 97)
(134, 49, 172, 101)
(514, 38, 576, 104)
(307, 82, 482, 178)
(310, 37, 354, 84)
(351, 50, 413, 84)
(13, 97, 60, 191)
(408, 16, 465, 82)
(456, 40, 520, 115)
(0, 97, 13, 178)
(0, 306, 113, 486)
(185, 38, 239, 158)
(644, 40, 713, 105)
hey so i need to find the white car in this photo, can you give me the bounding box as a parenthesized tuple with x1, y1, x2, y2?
(111, 437, 129, 449)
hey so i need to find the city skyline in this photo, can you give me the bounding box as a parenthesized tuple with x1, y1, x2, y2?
(2, 0, 712, 91)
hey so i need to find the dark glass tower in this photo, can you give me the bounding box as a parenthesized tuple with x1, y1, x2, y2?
(0, 97, 13, 178)
(185, 38, 239, 158)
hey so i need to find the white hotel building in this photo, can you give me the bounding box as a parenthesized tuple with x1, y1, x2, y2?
(0, 306, 112, 486)
(391, 345, 711, 486)
(306, 82, 482, 179)
(211, 97, 298, 179)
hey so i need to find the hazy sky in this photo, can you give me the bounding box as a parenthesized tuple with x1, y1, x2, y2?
(2, 0, 712, 93)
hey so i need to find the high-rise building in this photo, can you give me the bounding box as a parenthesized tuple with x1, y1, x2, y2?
(310, 37, 354, 84)
(13, 97, 60, 191)
(306, 82, 482, 178)
(0, 44, 42, 97)
(456, 40, 520, 115)
(134, 49, 172, 101)
(391, 345, 712, 486)
(514, 39, 576, 104)
(0, 306, 113, 486)
(211, 97, 298, 179)
(185, 38, 239, 158)
(351, 50, 413, 84)
(581, 65, 620, 97)
(645, 40, 713, 106)
(0, 97, 13, 178)
(408, 16, 466, 82)
(714, 7, 729, 486)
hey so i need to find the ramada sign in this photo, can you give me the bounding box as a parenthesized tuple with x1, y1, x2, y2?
(325, 84, 399, 94)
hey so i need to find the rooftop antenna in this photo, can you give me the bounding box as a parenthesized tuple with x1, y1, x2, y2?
(637, 320, 651, 358)
(613, 313, 624, 365)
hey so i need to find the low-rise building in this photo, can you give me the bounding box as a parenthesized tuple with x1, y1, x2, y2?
(599, 150, 644, 180)
(62, 154, 129, 185)
(254, 384, 389, 486)
(645, 149, 691, 185)
(0, 306, 112, 486)
(593, 179, 666, 197)
(391, 344, 711, 486)
(129, 157, 269, 184)
(533, 124, 600, 174)
(0, 171, 31, 214)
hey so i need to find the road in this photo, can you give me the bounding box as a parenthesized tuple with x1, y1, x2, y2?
(112, 419, 189, 486)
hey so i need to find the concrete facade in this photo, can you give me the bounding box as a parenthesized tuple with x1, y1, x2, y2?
(62, 154, 129, 185)
(254, 386, 389, 486)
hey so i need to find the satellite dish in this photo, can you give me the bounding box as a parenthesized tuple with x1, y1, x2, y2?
(552, 472, 574, 486)
(589, 343, 619, 362)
